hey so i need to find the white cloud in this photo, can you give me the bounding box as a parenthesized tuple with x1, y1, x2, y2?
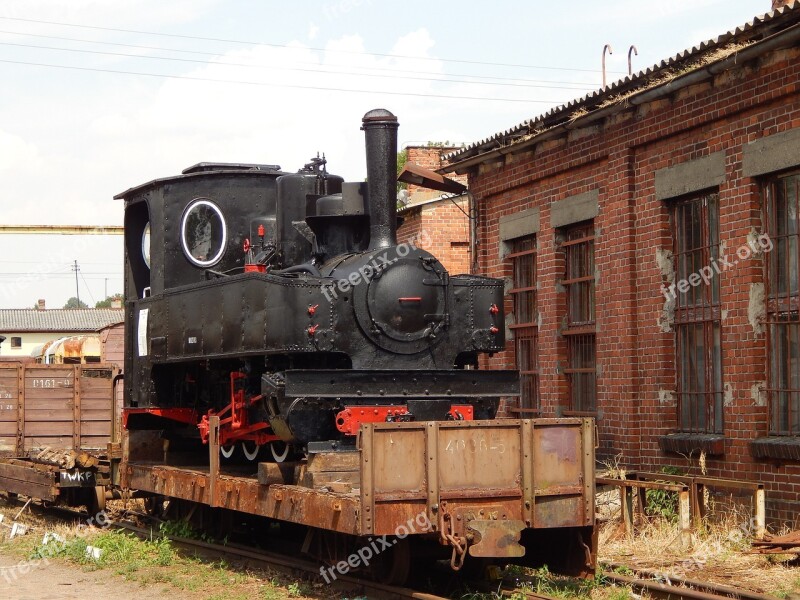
(89, 115, 135, 137)
(308, 23, 319, 41)
(0, 0, 219, 29)
(0, 22, 561, 307)
(0, 129, 39, 172)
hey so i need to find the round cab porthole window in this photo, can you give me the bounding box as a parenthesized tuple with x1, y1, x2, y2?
(181, 199, 227, 267)
(142, 222, 151, 268)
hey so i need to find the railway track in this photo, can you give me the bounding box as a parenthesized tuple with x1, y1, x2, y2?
(495, 561, 780, 600)
(3, 497, 449, 599)
(113, 517, 448, 600)
(5, 497, 780, 600)
(598, 563, 780, 600)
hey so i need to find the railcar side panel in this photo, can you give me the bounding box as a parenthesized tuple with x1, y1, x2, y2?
(0, 363, 116, 456)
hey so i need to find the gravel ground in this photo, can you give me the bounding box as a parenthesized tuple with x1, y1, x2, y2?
(0, 551, 178, 600)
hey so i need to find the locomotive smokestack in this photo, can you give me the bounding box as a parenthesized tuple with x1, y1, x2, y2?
(362, 108, 399, 250)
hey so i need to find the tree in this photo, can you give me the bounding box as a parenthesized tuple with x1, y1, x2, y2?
(396, 148, 408, 192)
(95, 294, 123, 308)
(63, 297, 88, 309)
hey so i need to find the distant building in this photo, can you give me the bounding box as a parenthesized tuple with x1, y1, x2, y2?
(0, 299, 123, 360)
(397, 145, 471, 275)
(443, 2, 800, 522)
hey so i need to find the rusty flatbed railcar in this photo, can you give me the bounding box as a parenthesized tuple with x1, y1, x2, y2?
(121, 417, 596, 578)
(0, 362, 117, 510)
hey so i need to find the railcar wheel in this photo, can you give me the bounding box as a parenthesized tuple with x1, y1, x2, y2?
(89, 486, 106, 514)
(242, 441, 260, 462)
(144, 495, 165, 517)
(220, 444, 236, 459)
(270, 441, 290, 463)
(369, 537, 411, 586)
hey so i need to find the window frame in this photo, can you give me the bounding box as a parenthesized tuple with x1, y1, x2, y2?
(10, 336, 21, 348)
(764, 170, 800, 435)
(507, 235, 540, 410)
(180, 198, 227, 268)
(671, 192, 724, 434)
(561, 223, 597, 413)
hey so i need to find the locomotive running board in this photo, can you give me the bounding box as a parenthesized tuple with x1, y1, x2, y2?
(282, 369, 520, 398)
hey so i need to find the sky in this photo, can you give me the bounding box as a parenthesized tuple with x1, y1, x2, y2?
(0, 0, 772, 309)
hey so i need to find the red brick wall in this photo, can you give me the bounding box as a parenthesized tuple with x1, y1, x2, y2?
(465, 44, 800, 524)
(405, 146, 467, 199)
(397, 197, 470, 275)
(398, 145, 471, 276)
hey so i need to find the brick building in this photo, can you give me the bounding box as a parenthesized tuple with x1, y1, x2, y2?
(443, 2, 800, 522)
(398, 145, 471, 274)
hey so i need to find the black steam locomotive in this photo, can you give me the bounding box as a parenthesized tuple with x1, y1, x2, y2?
(119, 109, 517, 461)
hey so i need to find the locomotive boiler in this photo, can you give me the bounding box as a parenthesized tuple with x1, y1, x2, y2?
(119, 109, 518, 462)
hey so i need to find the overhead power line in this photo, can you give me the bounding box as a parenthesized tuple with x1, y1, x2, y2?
(0, 29, 605, 86)
(0, 16, 620, 74)
(79, 270, 96, 304)
(0, 59, 568, 104)
(0, 40, 596, 92)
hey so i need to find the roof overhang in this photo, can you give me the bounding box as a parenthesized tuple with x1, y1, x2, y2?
(442, 4, 800, 174)
(399, 162, 467, 194)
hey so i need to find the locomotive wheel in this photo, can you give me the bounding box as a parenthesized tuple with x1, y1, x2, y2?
(270, 441, 290, 463)
(220, 444, 236, 459)
(242, 441, 260, 462)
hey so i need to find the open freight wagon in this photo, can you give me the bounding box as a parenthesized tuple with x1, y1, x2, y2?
(0, 362, 119, 511)
(122, 417, 597, 582)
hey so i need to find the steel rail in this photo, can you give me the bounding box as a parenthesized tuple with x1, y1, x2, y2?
(112, 519, 448, 600)
(599, 565, 780, 600)
(1, 498, 448, 600)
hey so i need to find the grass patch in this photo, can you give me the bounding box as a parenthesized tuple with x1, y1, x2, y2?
(643, 466, 683, 523)
(30, 530, 176, 572)
(2, 516, 309, 600)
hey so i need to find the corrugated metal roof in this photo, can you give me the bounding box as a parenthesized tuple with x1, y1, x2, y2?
(445, 1, 800, 166)
(0, 309, 124, 332)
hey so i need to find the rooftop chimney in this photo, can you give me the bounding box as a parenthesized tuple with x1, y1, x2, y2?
(37, 299, 45, 310)
(111, 298, 122, 309)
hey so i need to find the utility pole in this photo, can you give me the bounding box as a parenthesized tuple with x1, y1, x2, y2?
(72, 260, 80, 305)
